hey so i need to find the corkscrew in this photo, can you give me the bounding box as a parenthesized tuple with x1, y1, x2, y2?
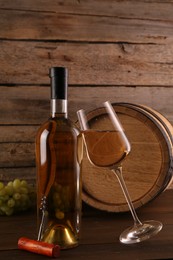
(18, 192, 59, 258)
(37, 195, 47, 241)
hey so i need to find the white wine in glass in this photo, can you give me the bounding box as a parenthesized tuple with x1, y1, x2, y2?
(77, 101, 163, 244)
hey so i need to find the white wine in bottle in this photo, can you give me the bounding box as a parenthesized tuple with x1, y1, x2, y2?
(35, 67, 82, 249)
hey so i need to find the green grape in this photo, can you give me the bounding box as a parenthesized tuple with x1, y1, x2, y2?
(53, 192, 62, 206)
(12, 179, 21, 191)
(19, 187, 29, 194)
(0, 209, 4, 215)
(0, 188, 6, 196)
(5, 207, 14, 216)
(1, 204, 10, 214)
(0, 182, 4, 190)
(0, 194, 9, 202)
(55, 210, 64, 220)
(5, 186, 14, 196)
(7, 181, 13, 187)
(21, 180, 27, 187)
(1, 205, 14, 216)
(13, 192, 21, 200)
(20, 194, 30, 210)
(7, 198, 15, 208)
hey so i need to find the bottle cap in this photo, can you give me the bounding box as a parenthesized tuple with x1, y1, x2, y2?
(49, 67, 68, 99)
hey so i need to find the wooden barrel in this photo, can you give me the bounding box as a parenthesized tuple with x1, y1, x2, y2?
(82, 103, 173, 212)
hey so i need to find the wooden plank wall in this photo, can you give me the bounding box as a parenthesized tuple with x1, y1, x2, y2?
(0, 0, 173, 184)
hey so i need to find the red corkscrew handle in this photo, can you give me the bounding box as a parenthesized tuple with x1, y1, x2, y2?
(18, 237, 60, 258)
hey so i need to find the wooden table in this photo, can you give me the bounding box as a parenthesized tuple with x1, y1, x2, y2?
(1, 190, 173, 259)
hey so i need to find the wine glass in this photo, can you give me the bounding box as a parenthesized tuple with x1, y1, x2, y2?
(77, 101, 163, 244)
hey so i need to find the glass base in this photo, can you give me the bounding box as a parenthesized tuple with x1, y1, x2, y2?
(119, 220, 163, 244)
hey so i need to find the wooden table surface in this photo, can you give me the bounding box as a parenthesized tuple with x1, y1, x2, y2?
(1, 190, 173, 259)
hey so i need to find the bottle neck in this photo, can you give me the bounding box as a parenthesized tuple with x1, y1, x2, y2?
(51, 99, 68, 118)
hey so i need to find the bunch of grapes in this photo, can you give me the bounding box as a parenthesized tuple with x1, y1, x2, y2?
(0, 179, 36, 216)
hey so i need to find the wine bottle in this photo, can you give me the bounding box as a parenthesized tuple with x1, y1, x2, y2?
(35, 67, 82, 249)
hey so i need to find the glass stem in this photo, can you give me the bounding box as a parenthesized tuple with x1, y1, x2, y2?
(111, 166, 142, 226)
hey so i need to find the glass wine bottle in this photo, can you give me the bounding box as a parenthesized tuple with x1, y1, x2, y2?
(35, 67, 82, 249)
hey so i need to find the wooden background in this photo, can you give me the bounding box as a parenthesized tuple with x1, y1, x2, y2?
(0, 0, 173, 185)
